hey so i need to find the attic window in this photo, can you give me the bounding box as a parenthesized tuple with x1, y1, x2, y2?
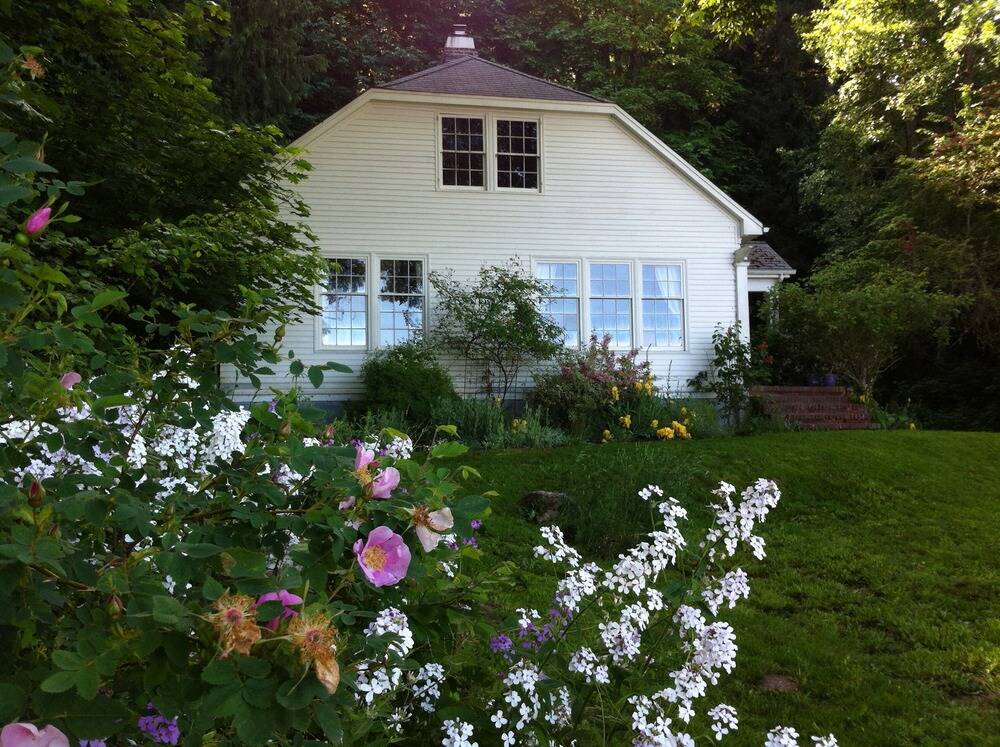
(496, 119, 539, 190)
(441, 116, 484, 187)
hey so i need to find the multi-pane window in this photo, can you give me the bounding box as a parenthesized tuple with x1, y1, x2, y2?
(379, 259, 425, 345)
(321, 258, 367, 347)
(589, 263, 632, 346)
(496, 119, 539, 190)
(641, 264, 684, 347)
(441, 116, 484, 187)
(536, 262, 580, 347)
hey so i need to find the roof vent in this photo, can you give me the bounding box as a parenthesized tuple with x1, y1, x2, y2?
(442, 23, 477, 61)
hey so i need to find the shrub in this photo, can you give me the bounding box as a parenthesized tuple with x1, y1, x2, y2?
(531, 335, 694, 443)
(358, 341, 457, 429)
(765, 257, 960, 396)
(689, 322, 770, 424)
(430, 261, 562, 402)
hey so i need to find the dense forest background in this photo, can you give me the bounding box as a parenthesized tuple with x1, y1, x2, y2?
(6, 0, 999, 427)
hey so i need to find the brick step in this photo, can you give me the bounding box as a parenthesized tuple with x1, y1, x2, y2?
(752, 386, 847, 396)
(750, 385, 875, 431)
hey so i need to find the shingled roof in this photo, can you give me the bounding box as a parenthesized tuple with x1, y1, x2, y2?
(379, 55, 605, 103)
(744, 240, 795, 274)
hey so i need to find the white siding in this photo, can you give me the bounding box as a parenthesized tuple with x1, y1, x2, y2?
(225, 99, 741, 402)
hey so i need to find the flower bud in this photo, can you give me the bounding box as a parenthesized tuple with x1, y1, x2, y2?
(106, 595, 124, 620)
(278, 420, 291, 439)
(323, 424, 336, 442)
(28, 479, 45, 508)
(25, 206, 53, 237)
(274, 324, 286, 342)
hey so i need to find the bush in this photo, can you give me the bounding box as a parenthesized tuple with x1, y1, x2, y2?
(358, 341, 457, 430)
(430, 261, 562, 402)
(689, 323, 770, 424)
(530, 335, 694, 443)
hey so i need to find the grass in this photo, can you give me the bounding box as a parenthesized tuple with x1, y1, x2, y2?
(458, 431, 1000, 745)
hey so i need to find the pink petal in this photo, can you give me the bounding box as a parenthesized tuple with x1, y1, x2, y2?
(371, 467, 400, 499)
(367, 525, 394, 545)
(37, 726, 69, 747)
(1, 723, 40, 747)
(428, 507, 454, 532)
(354, 447, 375, 471)
(58, 372, 81, 390)
(415, 524, 439, 552)
(277, 590, 303, 606)
(338, 495, 356, 510)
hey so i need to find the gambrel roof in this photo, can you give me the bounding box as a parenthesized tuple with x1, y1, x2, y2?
(379, 56, 605, 104)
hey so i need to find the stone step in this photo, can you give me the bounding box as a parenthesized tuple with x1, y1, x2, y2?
(750, 385, 875, 431)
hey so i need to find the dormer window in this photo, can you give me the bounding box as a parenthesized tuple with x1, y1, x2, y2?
(496, 119, 539, 190)
(441, 116, 484, 187)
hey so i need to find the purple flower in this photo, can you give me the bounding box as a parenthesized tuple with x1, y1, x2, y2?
(137, 705, 179, 745)
(470, 519, 483, 530)
(267, 399, 277, 414)
(79, 741, 107, 747)
(462, 537, 478, 548)
(254, 589, 303, 631)
(59, 372, 81, 390)
(353, 526, 410, 587)
(490, 634, 513, 654)
(24, 206, 52, 237)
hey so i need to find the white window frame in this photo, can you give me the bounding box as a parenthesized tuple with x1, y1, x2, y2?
(638, 262, 687, 350)
(491, 115, 543, 193)
(436, 113, 487, 192)
(315, 253, 430, 351)
(376, 256, 430, 347)
(434, 112, 545, 194)
(585, 261, 635, 349)
(532, 258, 582, 349)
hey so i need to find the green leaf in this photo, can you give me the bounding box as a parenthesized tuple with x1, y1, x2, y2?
(430, 441, 469, 459)
(2, 156, 57, 173)
(0, 683, 26, 721)
(89, 289, 126, 311)
(0, 184, 31, 206)
(152, 595, 188, 626)
(323, 360, 352, 373)
(40, 670, 78, 693)
(177, 542, 223, 559)
(289, 360, 304, 377)
(313, 702, 343, 744)
(307, 365, 324, 388)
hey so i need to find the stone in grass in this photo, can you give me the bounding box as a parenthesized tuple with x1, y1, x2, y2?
(761, 674, 800, 692)
(519, 490, 572, 524)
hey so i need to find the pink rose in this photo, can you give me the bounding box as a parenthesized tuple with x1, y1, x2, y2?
(254, 589, 303, 631)
(353, 526, 410, 587)
(59, 372, 81, 390)
(370, 466, 400, 499)
(0, 723, 70, 747)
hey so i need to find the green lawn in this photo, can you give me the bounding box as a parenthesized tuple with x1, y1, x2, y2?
(460, 431, 1000, 745)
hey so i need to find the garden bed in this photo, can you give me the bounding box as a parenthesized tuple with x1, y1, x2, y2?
(461, 430, 1000, 745)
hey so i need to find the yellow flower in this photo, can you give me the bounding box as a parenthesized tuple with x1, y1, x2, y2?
(511, 418, 528, 433)
(610, 385, 619, 402)
(650, 419, 659, 429)
(680, 406, 688, 417)
(859, 394, 867, 403)
(620, 414, 631, 429)
(602, 429, 613, 443)
(672, 420, 691, 439)
(909, 421, 917, 431)
(633, 381, 643, 393)
(656, 426, 675, 440)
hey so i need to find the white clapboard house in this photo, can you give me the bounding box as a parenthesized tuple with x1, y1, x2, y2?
(228, 25, 794, 402)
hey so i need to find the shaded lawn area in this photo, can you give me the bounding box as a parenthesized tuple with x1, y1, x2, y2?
(459, 431, 1000, 745)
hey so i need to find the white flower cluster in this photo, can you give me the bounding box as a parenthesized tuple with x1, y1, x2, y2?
(382, 435, 414, 460)
(708, 703, 738, 741)
(202, 408, 252, 463)
(705, 479, 780, 562)
(555, 561, 599, 614)
(533, 525, 581, 568)
(410, 662, 446, 713)
(629, 694, 694, 746)
(568, 647, 609, 684)
(355, 607, 415, 706)
(701, 568, 751, 615)
(638, 484, 664, 501)
(489, 661, 571, 744)
(441, 719, 478, 747)
(764, 731, 840, 747)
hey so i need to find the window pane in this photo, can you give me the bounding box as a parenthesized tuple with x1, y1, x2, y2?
(642, 264, 683, 298)
(322, 258, 367, 346)
(378, 260, 424, 345)
(590, 298, 632, 347)
(536, 263, 578, 296)
(590, 263, 631, 298)
(642, 299, 683, 347)
(441, 117, 485, 188)
(496, 119, 540, 190)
